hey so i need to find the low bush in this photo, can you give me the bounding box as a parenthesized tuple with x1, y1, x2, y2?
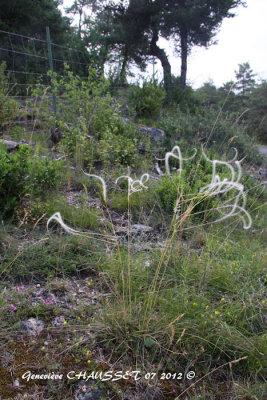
(129, 79, 166, 119)
(0, 144, 62, 218)
(159, 106, 263, 164)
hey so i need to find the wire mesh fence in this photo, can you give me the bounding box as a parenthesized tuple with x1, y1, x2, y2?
(0, 28, 95, 140)
(0, 29, 91, 91)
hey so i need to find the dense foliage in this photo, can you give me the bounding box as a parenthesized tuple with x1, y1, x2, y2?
(0, 3, 266, 399)
(0, 144, 62, 218)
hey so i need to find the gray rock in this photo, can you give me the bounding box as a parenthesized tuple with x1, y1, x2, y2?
(121, 117, 130, 125)
(137, 126, 165, 143)
(115, 224, 153, 234)
(259, 168, 266, 178)
(52, 315, 66, 328)
(51, 127, 62, 144)
(1, 139, 29, 152)
(75, 381, 105, 400)
(257, 145, 267, 156)
(19, 318, 44, 337)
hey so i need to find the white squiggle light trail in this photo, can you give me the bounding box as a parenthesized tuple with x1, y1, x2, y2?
(199, 148, 252, 229)
(83, 172, 107, 202)
(47, 146, 252, 232)
(47, 212, 81, 235)
(157, 145, 197, 176)
(115, 173, 150, 195)
(47, 212, 116, 241)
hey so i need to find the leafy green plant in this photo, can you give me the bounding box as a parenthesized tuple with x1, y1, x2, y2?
(98, 126, 137, 167)
(0, 144, 31, 217)
(28, 156, 62, 195)
(168, 76, 201, 112)
(155, 156, 217, 220)
(0, 144, 62, 218)
(129, 79, 166, 119)
(53, 66, 137, 168)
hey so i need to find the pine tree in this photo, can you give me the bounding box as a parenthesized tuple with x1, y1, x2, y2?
(235, 62, 256, 96)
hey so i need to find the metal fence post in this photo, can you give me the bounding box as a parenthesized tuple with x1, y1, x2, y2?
(46, 26, 57, 118)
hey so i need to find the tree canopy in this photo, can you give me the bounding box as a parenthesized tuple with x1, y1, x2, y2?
(0, 0, 72, 43)
(88, 0, 246, 91)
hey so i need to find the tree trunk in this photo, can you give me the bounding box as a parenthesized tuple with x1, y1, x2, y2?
(149, 27, 171, 92)
(180, 27, 188, 91)
(119, 46, 128, 86)
(78, 10, 82, 39)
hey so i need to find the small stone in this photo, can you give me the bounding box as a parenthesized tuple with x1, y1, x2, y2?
(259, 168, 266, 178)
(115, 224, 153, 234)
(52, 316, 66, 328)
(13, 379, 20, 387)
(75, 380, 105, 400)
(19, 318, 45, 337)
(137, 126, 165, 143)
(1, 139, 28, 152)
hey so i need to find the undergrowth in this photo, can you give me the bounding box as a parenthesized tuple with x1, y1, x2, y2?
(0, 66, 266, 400)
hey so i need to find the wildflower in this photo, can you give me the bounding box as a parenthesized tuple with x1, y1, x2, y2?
(201, 346, 205, 352)
(206, 305, 209, 309)
(262, 300, 265, 305)
(63, 321, 67, 326)
(44, 293, 57, 305)
(15, 285, 24, 291)
(221, 298, 225, 302)
(87, 360, 91, 364)
(193, 302, 198, 306)
(10, 304, 17, 311)
(214, 311, 220, 315)
(41, 346, 45, 351)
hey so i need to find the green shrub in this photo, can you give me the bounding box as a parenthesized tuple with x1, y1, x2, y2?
(159, 106, 263, 164)
(155, 151, 237, 221)
(98, 124, 137, 167)
(129, 79, 166, 119)
(0, 144, 30, 216)
(28, 155, 62, 195)
(53, 67, 137, 168)
(0, 144, 62, 218)
(168, 76, 201, 112)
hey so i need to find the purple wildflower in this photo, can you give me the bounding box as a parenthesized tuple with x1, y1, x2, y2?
(43, 293, 57, 305)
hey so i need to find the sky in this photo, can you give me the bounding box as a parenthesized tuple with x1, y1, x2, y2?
(60, 0, 267, 88)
